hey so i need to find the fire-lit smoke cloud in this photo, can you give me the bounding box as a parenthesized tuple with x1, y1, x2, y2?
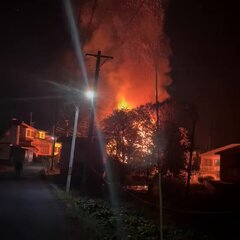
(80, 0, 171, 116)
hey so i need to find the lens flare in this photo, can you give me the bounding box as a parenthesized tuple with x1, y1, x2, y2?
(64, 0, 89, 87)
(85, 90, 95, 100)
(80, 0, 171, 115)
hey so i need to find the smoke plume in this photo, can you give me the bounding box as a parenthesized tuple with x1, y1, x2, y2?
(80, 0, 172, 116)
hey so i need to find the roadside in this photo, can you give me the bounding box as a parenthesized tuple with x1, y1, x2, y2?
(45, 168, 240, 240)
(0, 162, 82, 240)
(47, 174, 216, 240)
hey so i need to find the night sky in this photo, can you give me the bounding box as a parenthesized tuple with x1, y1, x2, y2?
(1, 0, 240, 151)
(165, 0, 240, 150)
(0, 0, 71, 128)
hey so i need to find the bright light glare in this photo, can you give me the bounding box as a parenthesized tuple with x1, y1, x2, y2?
(85, 90, 95, 99)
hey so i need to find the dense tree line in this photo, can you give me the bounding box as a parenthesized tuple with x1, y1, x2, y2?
(101, 100, 197, 182)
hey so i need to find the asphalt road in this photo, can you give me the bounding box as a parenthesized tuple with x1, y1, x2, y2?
(0, 163, 73, 240)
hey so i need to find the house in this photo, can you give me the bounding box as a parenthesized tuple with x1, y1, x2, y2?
(0, 118, 61, 164)
(199, 144, 240, 181)
(216, 145, 240, 183)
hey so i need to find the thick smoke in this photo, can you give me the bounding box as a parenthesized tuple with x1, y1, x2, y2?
(80, 0, 171, 116)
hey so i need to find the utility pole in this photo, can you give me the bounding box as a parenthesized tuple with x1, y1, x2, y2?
(155, 65, 160, 135)
(50, 100, 59, 171)
(66, 104, 80, 193)
(65, 92, 95, 193)
(155, 65, 163, 240)
(85, 51, 113, 141)
(65, 120, 70, 137)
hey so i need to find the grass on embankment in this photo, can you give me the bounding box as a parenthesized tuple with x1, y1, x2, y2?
(51, 185, 213, 240)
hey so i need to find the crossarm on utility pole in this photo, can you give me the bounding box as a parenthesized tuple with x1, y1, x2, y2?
(85, 51, 113, 141)
(86, 53, 113, 59)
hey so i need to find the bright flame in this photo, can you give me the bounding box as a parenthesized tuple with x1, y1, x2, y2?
(80, 0, 171, 115)
(117, 98, 132, 110)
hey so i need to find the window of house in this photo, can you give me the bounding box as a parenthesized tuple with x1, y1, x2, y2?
(26, 129, 31, 137)
(39, 131, 45, 139)
(214, 159, 220, 166)
(203, 158, 212, 166)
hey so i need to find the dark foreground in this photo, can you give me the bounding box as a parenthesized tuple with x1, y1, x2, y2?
(1, 163, 240, 240)
(0, 163, 76, 240)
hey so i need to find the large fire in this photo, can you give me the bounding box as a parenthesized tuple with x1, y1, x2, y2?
(117, 97, 132, 110)
(103, 106, 156, 164)
(78, 0, 171, 116)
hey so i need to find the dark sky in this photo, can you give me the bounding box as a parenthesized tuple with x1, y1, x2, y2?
(0, 0, 71, 128)
(1, 0, 240, 150)
(165, 0, 240, 150)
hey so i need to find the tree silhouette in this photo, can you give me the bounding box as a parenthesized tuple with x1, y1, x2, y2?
(101, 101, 191, 179)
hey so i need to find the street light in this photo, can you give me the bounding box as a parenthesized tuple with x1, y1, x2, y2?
(85, 90, 95, 100)
(66, 90, 95, 193)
